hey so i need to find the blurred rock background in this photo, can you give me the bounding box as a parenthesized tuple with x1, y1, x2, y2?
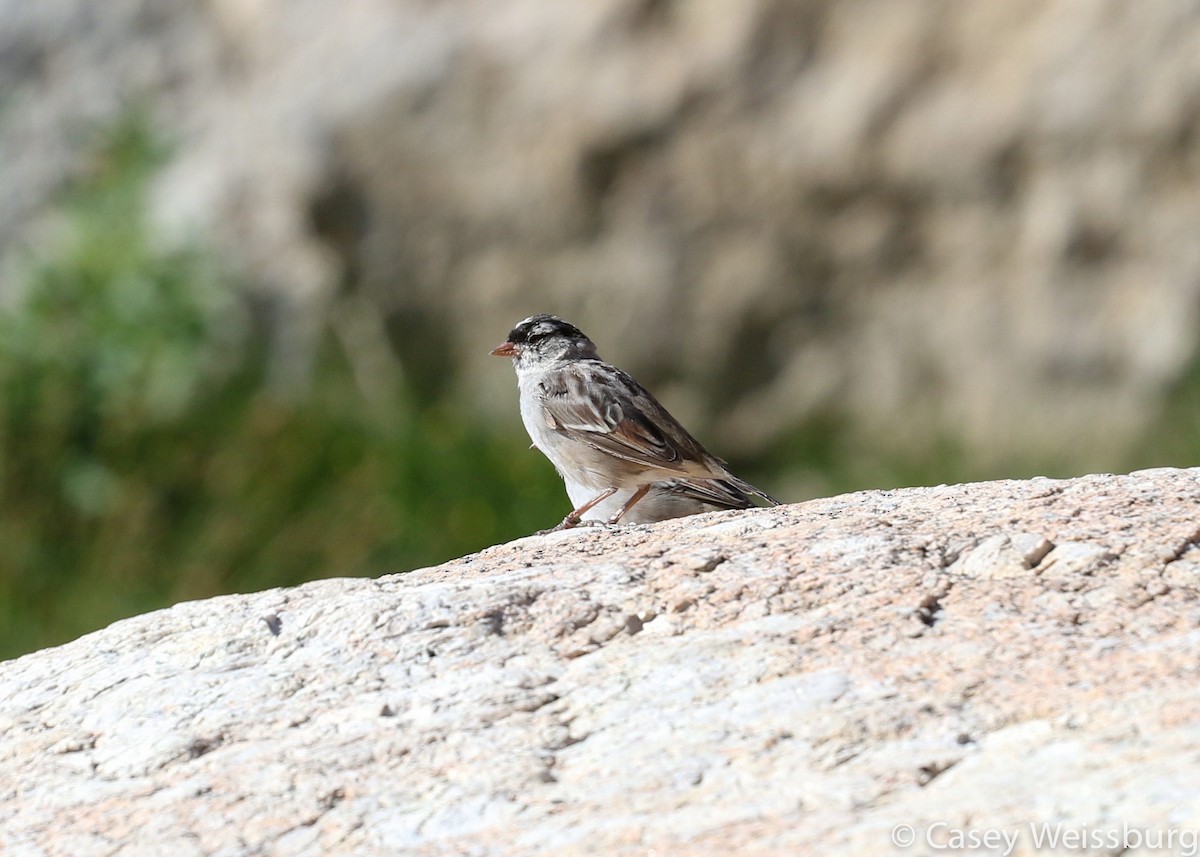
(1, 0, 1198, 658)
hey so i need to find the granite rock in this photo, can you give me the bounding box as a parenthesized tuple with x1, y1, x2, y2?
(2, 468, 1199, 855)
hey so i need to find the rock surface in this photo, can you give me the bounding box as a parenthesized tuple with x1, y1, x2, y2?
(3, 468, 1199, 855)
(4, 1, 1200, 462)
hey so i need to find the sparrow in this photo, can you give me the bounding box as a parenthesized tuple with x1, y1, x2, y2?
(491, 314, 779, 530)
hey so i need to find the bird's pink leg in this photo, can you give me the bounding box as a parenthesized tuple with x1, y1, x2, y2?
(545, 487, 619, 533)
(606, 484, 651, 525)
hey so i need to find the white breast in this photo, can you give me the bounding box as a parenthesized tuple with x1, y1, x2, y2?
(517, 373, 558, 460)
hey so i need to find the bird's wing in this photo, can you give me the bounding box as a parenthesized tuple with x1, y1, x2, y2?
(538, 363, 710, 474)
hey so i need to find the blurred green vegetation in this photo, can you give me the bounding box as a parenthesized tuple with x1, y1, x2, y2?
(1, 114, 1196, 662)
(1134, 357, 1200, 470)
(765, 412, 1061, 499)
(769, 385, 1200, 502)
(0, 115, 565, 660)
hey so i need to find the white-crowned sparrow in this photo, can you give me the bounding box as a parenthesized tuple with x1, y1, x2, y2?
(491, 314, 779, 530)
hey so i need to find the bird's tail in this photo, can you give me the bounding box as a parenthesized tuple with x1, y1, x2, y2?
(728, 475, 781, 507)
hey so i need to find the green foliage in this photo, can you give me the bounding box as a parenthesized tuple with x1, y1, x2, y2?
(760, 410, 1046, 501)
(0, 116, 564, 660)
(1126, 354, 1200, 470)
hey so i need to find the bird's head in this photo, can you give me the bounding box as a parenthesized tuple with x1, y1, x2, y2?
(491, 314, 599, 370)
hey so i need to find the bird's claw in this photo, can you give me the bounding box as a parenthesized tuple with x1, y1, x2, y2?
(536, 517, 611, 536)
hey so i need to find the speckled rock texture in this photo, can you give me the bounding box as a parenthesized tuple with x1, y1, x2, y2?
(2, 468, 1199, 855)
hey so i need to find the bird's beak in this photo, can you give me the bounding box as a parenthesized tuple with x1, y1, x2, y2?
(490, 340, 517, 357)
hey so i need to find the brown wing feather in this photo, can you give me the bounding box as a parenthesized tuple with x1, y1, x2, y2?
(538, 363, 712, 473)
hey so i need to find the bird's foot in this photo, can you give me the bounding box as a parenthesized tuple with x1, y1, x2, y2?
(536, 516, 611, 536)
(535, 514, 582, 536)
